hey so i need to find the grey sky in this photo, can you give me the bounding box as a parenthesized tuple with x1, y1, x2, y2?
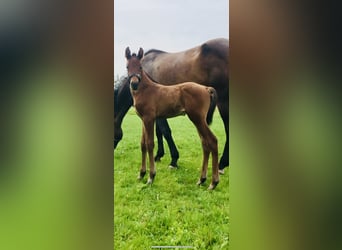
(114, 0, 229, 77)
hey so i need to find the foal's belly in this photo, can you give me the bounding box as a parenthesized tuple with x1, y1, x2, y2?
(157, 106, 186, 119)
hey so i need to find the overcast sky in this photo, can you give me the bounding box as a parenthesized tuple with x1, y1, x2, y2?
(114, 0, 229, 77)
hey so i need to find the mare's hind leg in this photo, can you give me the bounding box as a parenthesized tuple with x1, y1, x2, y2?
(217, 99, 229, 174)
(138, 124, 147, 180)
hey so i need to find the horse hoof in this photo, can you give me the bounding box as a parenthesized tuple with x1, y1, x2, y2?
(170, 160, 178, 168)
(169, 165, 177, 169)
(196, 177, 207, 186)
(154, 153, 164, 162)
(137, 171, 146, 180)
(219, 169, 225, 175)
(147, 172, 156, 184)
(208, 181, 219, 190)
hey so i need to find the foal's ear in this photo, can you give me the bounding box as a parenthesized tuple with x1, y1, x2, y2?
(125, 47, 131, 59)
(137, 47, 144, 60)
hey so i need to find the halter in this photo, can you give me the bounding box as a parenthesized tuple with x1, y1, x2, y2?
(128, 73, 141, 91)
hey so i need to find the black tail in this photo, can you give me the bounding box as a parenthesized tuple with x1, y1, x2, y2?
(206, 87, 217, 125)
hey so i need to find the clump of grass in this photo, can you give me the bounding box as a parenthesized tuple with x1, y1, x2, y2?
(114, 108, 229, 249)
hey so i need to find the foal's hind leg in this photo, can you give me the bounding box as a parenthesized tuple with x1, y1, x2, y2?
(208, 133, 219, 190)
(196, 140, 210, 186)
(195, 122, 219, 190)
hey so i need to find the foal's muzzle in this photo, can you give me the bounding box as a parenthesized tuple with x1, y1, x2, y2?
(128, 73, 141, 90)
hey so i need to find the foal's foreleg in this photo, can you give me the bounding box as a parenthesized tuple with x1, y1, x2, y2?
(138, 125, 147, 180)
(143, 119, 156, 184)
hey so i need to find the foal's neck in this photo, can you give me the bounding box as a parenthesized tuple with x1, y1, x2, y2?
(141, 70, 157, 86)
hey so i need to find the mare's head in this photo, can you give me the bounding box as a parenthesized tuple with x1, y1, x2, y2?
(114, 76, 133, 149)
(125, 47, 144, 90)
(114, 84, 122, 148)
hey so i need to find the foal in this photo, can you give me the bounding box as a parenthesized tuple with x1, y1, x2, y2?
(125, 47, 219, 190)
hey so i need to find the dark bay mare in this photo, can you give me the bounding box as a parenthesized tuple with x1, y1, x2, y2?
(142, 38, 229, 173)
(114, 38, 229, 173)
(125, 47, 220, 190)
(114, 77, 179, 168)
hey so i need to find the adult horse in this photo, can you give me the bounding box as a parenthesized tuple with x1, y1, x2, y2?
(142, 38, 229, 172)
(125, 47, 219, 189)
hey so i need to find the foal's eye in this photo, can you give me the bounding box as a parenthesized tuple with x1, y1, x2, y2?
(140, 66, 142, 70)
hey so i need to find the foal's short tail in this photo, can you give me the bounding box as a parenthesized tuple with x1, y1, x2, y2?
(206, 87, 217, 125)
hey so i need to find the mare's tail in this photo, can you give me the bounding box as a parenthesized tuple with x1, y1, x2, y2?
(206, 87, 217, 125)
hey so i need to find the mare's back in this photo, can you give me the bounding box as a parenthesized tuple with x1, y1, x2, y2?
(142, 38, 229, 87)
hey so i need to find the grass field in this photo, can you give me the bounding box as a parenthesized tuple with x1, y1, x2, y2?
(114, 108, 229, 249)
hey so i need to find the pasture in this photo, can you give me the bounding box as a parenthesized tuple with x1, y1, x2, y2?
(114, 108, 229, 249)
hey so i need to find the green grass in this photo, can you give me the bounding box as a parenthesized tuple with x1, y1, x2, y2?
(114, 108, 229, 250)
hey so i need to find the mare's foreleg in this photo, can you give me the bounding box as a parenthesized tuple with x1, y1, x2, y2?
(157, 118, 179, 168)
(154, 119, 165, 162)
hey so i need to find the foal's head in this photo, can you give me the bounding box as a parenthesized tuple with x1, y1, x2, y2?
(125, 47, 144, 90)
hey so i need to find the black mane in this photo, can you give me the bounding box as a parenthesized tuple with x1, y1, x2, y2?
(144, 49, 166, 56)
(114, 76, 128, 91)
(114, 76, 129, 113)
